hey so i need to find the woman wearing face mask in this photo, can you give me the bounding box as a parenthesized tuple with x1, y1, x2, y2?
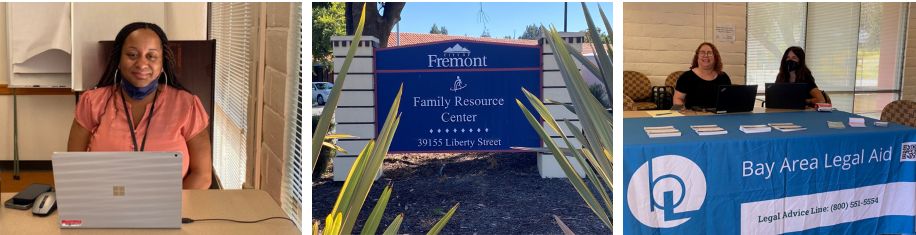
(673, 42, 732, 109)
(775, 46, 826, 105)
(67, 22, 212, 189)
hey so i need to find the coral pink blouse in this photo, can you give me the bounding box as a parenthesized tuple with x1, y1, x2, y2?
(75, 85, 209, 177)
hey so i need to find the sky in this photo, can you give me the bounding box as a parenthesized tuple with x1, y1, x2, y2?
(394, 2, 613, 38)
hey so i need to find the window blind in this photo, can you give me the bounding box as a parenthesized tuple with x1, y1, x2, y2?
(806, 3, 861, 93)
(855, 3, 906, 92)
(209, 2, 255, 189)
(746, 3, 807, 92)
(852, 3, 906, 115)
(281, 2, 303, 228)
(747, 3, 908, 115)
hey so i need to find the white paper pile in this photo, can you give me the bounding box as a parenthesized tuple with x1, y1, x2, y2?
(769, 123, 807, 132)
(644, 126, 681, 138)
(849, 118, 866, 128)
(739, 125, 772, 133)
(691, 125, 728, 136)
(827, 121, 846, 129)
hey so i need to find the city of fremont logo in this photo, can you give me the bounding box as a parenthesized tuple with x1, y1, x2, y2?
(427, 43, 489, 68)
(627, 155, 706, 228)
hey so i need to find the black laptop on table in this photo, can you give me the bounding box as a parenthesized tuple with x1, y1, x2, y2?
(713, 85, 757, 113)
(765, 83, 808, 109)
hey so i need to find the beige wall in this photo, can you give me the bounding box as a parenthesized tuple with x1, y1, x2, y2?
(0, 3, 6, 85)
(259, 2, 297, 204)
(72, 3, 166, 91)
(0, 3, 206, 161)
(72, 3, 207, 91)
(903, 4, 916, 101)
(623, 2, 747, 86)
(165, 3, 208, 40)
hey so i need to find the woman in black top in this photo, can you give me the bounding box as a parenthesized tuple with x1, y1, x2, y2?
(674, 42, 732, 109)
(775, 46, 826, 105)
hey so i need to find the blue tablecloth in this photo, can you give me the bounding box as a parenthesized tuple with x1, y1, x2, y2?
(623, 111, 916, 234)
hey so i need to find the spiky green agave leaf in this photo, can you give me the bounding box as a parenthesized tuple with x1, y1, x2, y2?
(313, 3, 366, 170)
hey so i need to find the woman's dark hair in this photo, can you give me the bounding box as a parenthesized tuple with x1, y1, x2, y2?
(95, 22, 186, 91)
(690, 42, 723, 73)
(775, 46, 815, 84)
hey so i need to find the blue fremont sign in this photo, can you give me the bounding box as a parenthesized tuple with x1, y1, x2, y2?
(375, 40, 542, 152)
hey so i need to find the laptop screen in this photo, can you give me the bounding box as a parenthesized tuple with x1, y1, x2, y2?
(765, 83, 809, 109)
(714, 85, 758, 113)
(51, 152, 183, 229)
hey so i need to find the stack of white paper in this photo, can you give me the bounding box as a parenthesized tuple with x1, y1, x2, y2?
(769, 123, 807, 132)
(691, 125, 728, 136)
(739, 125, 772, 133)
(849, 118, 866, 128)
(644, 126, 681, 138)
(827, 121, 846, 129)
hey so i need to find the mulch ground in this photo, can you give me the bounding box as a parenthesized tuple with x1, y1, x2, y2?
(311, 152, 610, 234)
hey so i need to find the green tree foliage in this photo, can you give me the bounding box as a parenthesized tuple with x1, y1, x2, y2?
(588, 83, 610, 108)
(583, 28, 610, 45)
(430, 23, 441, 34)
(429, 24, 448, 35)
(519, 24, 541, 40)
(313, 2, 345, 67)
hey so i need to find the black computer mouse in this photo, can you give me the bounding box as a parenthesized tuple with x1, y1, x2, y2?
(32, 192, 56, 216)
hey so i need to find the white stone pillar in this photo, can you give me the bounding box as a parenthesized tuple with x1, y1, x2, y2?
(329, 35, 380, 181)
(539, 32, 588, 178)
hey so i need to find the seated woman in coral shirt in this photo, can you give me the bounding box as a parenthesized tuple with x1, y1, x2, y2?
(67, 22, 212, 189)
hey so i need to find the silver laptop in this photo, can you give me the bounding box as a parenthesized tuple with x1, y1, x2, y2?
(51, 152, 182, 228)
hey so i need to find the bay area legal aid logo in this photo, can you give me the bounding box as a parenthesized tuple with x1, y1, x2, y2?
(627, 155, 706, 228)
(427, 43, 489, 68)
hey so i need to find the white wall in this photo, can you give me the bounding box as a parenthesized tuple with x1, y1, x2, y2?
(623, 2, 747, 86)
(0, 3, 75, 160)
(0, 3, 207, 161)
(0, 95, 74, 161)
(0, 2, 73, 161)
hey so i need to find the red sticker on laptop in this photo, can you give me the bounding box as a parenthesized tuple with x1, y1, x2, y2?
(61, 220, 83, 227)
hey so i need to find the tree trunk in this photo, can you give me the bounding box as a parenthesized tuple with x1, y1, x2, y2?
(346, 2, 405, 48)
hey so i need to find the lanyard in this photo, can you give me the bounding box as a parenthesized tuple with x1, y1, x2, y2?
(120, 88, 159, 152)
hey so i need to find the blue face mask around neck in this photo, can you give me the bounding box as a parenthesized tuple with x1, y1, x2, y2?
(122, 78, 159, 100)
